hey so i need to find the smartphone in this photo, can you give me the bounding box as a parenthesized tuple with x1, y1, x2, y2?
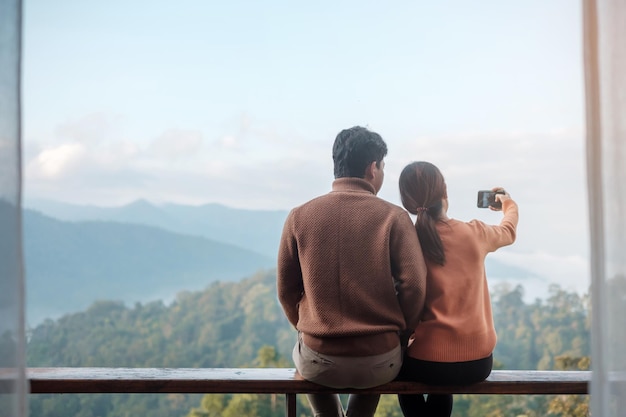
(477, 190, 504, 209)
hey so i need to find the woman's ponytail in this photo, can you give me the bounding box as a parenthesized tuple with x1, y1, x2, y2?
(399, 162, 447, 266)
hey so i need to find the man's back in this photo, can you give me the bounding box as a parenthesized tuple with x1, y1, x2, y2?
(275, 126, 427, 417)
(278, 177, 426, 356)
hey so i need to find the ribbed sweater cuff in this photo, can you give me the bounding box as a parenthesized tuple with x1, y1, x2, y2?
(407, 328, 496, 362)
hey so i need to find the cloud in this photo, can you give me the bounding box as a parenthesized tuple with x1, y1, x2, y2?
(218, 135, 239, 150)
(390, 128, 584, 179)
(24, 119, 586, 221)
(23, 113, 334, 207)
(148, 129, 204, 160)
(489, 250, 591, 300)
(206, 113, 318, 162)
(54, 112, 124, 145)
(23, 121, 592, 301)
(377, 127, 589, 256)
(27, 142, 87, 179)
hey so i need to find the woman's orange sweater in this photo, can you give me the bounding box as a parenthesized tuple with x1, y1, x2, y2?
(406, 199, 519, 362)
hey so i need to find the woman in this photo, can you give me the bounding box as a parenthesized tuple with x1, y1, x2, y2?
(397, 161, 519, 417)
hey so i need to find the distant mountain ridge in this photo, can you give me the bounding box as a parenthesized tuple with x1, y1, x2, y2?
(22, 198, 541, 325)
(25, 198, 289, 259)
(23, 208, 275, 325)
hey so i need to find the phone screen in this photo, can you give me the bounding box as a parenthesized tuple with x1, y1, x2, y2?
(477, 190, 502, 209)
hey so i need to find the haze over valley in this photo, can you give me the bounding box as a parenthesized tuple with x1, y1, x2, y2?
(25, 198, 556, 325)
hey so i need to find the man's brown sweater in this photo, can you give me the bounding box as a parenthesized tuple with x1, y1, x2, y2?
(277, 178, 427, 356)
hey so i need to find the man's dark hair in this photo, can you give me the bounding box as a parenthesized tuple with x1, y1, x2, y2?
(332, 126, 388, 179)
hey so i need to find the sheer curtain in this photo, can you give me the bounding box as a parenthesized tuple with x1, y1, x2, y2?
(0, 0, 27, 416)
(584, 0, 626, 415)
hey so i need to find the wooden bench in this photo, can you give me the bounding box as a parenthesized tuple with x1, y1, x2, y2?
(26, 368, 590, 417)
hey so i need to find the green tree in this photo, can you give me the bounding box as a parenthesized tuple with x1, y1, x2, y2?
(374, 395, 403, 417)
(27, 274, 592, 417)
(547, 356, 590, 417)
(186, 345, 305, 417)
(187, 394, 229, 417)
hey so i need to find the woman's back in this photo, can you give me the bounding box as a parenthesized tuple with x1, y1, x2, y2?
(407, 200, 518, 362)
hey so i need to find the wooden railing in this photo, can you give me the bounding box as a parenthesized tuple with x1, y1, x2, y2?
(25, 367, 591, 417)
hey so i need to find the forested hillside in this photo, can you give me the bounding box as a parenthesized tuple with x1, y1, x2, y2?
(23, 209, 275, 324)
(22, 200, 543, 327)
(26, 271, 590, 417)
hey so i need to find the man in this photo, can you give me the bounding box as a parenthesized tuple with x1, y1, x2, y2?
(277, 126, 427, 417)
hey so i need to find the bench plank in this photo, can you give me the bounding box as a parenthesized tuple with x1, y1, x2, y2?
(27, 368, 590, 395)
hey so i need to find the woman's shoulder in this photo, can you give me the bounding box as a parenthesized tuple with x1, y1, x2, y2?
(437, 218, 480, 235)
(438, 218, 492, 239)
(439, 217, 484, 229)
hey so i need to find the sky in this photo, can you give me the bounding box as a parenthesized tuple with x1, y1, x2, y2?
(21, 1, 588, 299)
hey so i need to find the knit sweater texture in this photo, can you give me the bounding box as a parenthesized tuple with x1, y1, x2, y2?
(277, 178, 427, 357)
(406, 199, 519, 362)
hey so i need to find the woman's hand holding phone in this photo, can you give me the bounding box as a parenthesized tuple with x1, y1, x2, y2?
(491, 187, 510, 211)
(477, 188, 510, 210)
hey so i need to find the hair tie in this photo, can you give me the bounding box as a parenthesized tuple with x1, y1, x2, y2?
(416, 207, 428, 213)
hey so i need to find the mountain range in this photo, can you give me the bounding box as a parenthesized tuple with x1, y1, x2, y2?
(25, 198, 289, 259)
(23, 198, 539, 325)
(23, 207, 277, 325)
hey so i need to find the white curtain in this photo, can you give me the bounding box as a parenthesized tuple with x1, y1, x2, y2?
(584, 0, 626, 416)
(0, 0, 27, 416)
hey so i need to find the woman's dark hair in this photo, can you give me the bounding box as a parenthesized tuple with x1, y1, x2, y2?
(399, 161, 447, 266)
(332, 126, 387, 179)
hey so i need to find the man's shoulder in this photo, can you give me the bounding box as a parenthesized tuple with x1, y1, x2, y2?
(284, 194, 328, 223)
(293, 197, 408, 229)
(289, 193, 330, 212)
(363, 195, 408, 215)
(294, 192, 404, 212)
(375, 198, 406, 212)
